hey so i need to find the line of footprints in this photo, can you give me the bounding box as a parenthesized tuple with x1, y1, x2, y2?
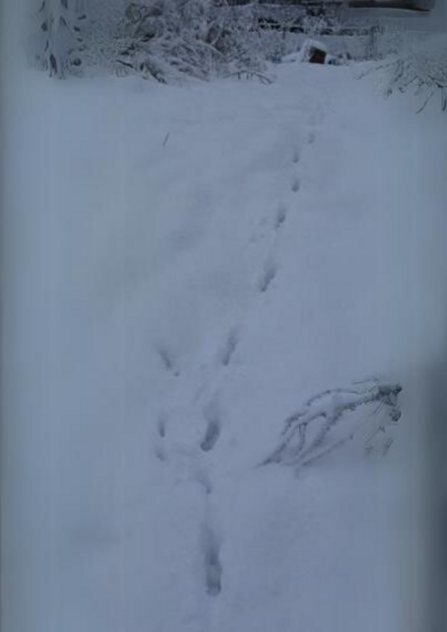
(155, 398, 224, 598)
(154, 127, 317, 602)
(258, 129, 315, 295)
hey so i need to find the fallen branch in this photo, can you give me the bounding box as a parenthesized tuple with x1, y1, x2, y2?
(261, 379, 402, 470)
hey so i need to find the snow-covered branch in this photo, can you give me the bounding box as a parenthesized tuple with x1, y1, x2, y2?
(261, 380, 402, 470)
(373, 35, 447, 113)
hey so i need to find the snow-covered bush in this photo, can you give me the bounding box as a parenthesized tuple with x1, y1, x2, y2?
(114, 1, 283, 81)
(375, 34, 447, 112)
(28, 0, 296, 81)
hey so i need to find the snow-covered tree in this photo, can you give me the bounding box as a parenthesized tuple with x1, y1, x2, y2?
(31, 0, 88, 76)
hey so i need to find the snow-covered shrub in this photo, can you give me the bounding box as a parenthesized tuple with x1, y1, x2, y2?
(114, 1, 282, 81)
(114, 0, 217, 80)
(377, 34, 447, 112)
(28, 0, 294, 81)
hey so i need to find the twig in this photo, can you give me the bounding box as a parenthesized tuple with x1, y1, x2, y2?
(416, 87, 436, 113)
(225, 70, 273, 85)
(116, 59, 134, 69)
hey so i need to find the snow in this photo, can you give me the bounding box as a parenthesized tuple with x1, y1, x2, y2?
(2, 50, 447, 632)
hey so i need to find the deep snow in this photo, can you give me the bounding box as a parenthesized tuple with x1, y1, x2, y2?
(2, 55, 447, 632)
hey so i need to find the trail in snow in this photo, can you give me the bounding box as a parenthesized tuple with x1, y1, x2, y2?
(151, 118, 323, 617)
(4, 56, 447, 632)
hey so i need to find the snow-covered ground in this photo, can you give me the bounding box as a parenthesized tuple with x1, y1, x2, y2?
(3, 55, 447, 632)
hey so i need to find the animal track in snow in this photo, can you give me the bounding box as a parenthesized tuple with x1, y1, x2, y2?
(155, 444, 166, 462)
(258, 259, 278, 293)
(291, 177, 300, 193)
(195, 468, 213, 495)
(201, 524, 223, 597)
(155, 343, 179, 376)
(220, 328, 239, 367)
(292, 149, 300, 164)
(157, 412, 168, 438)
(201, 398, 222, 452)
(201, 418, 221, 453)
(274, 202, 287, 229)
(307, 130, 316, 145)
(154, 412, 168, 461)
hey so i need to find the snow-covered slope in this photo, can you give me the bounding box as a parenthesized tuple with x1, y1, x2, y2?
(3, 58, 447, 632)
